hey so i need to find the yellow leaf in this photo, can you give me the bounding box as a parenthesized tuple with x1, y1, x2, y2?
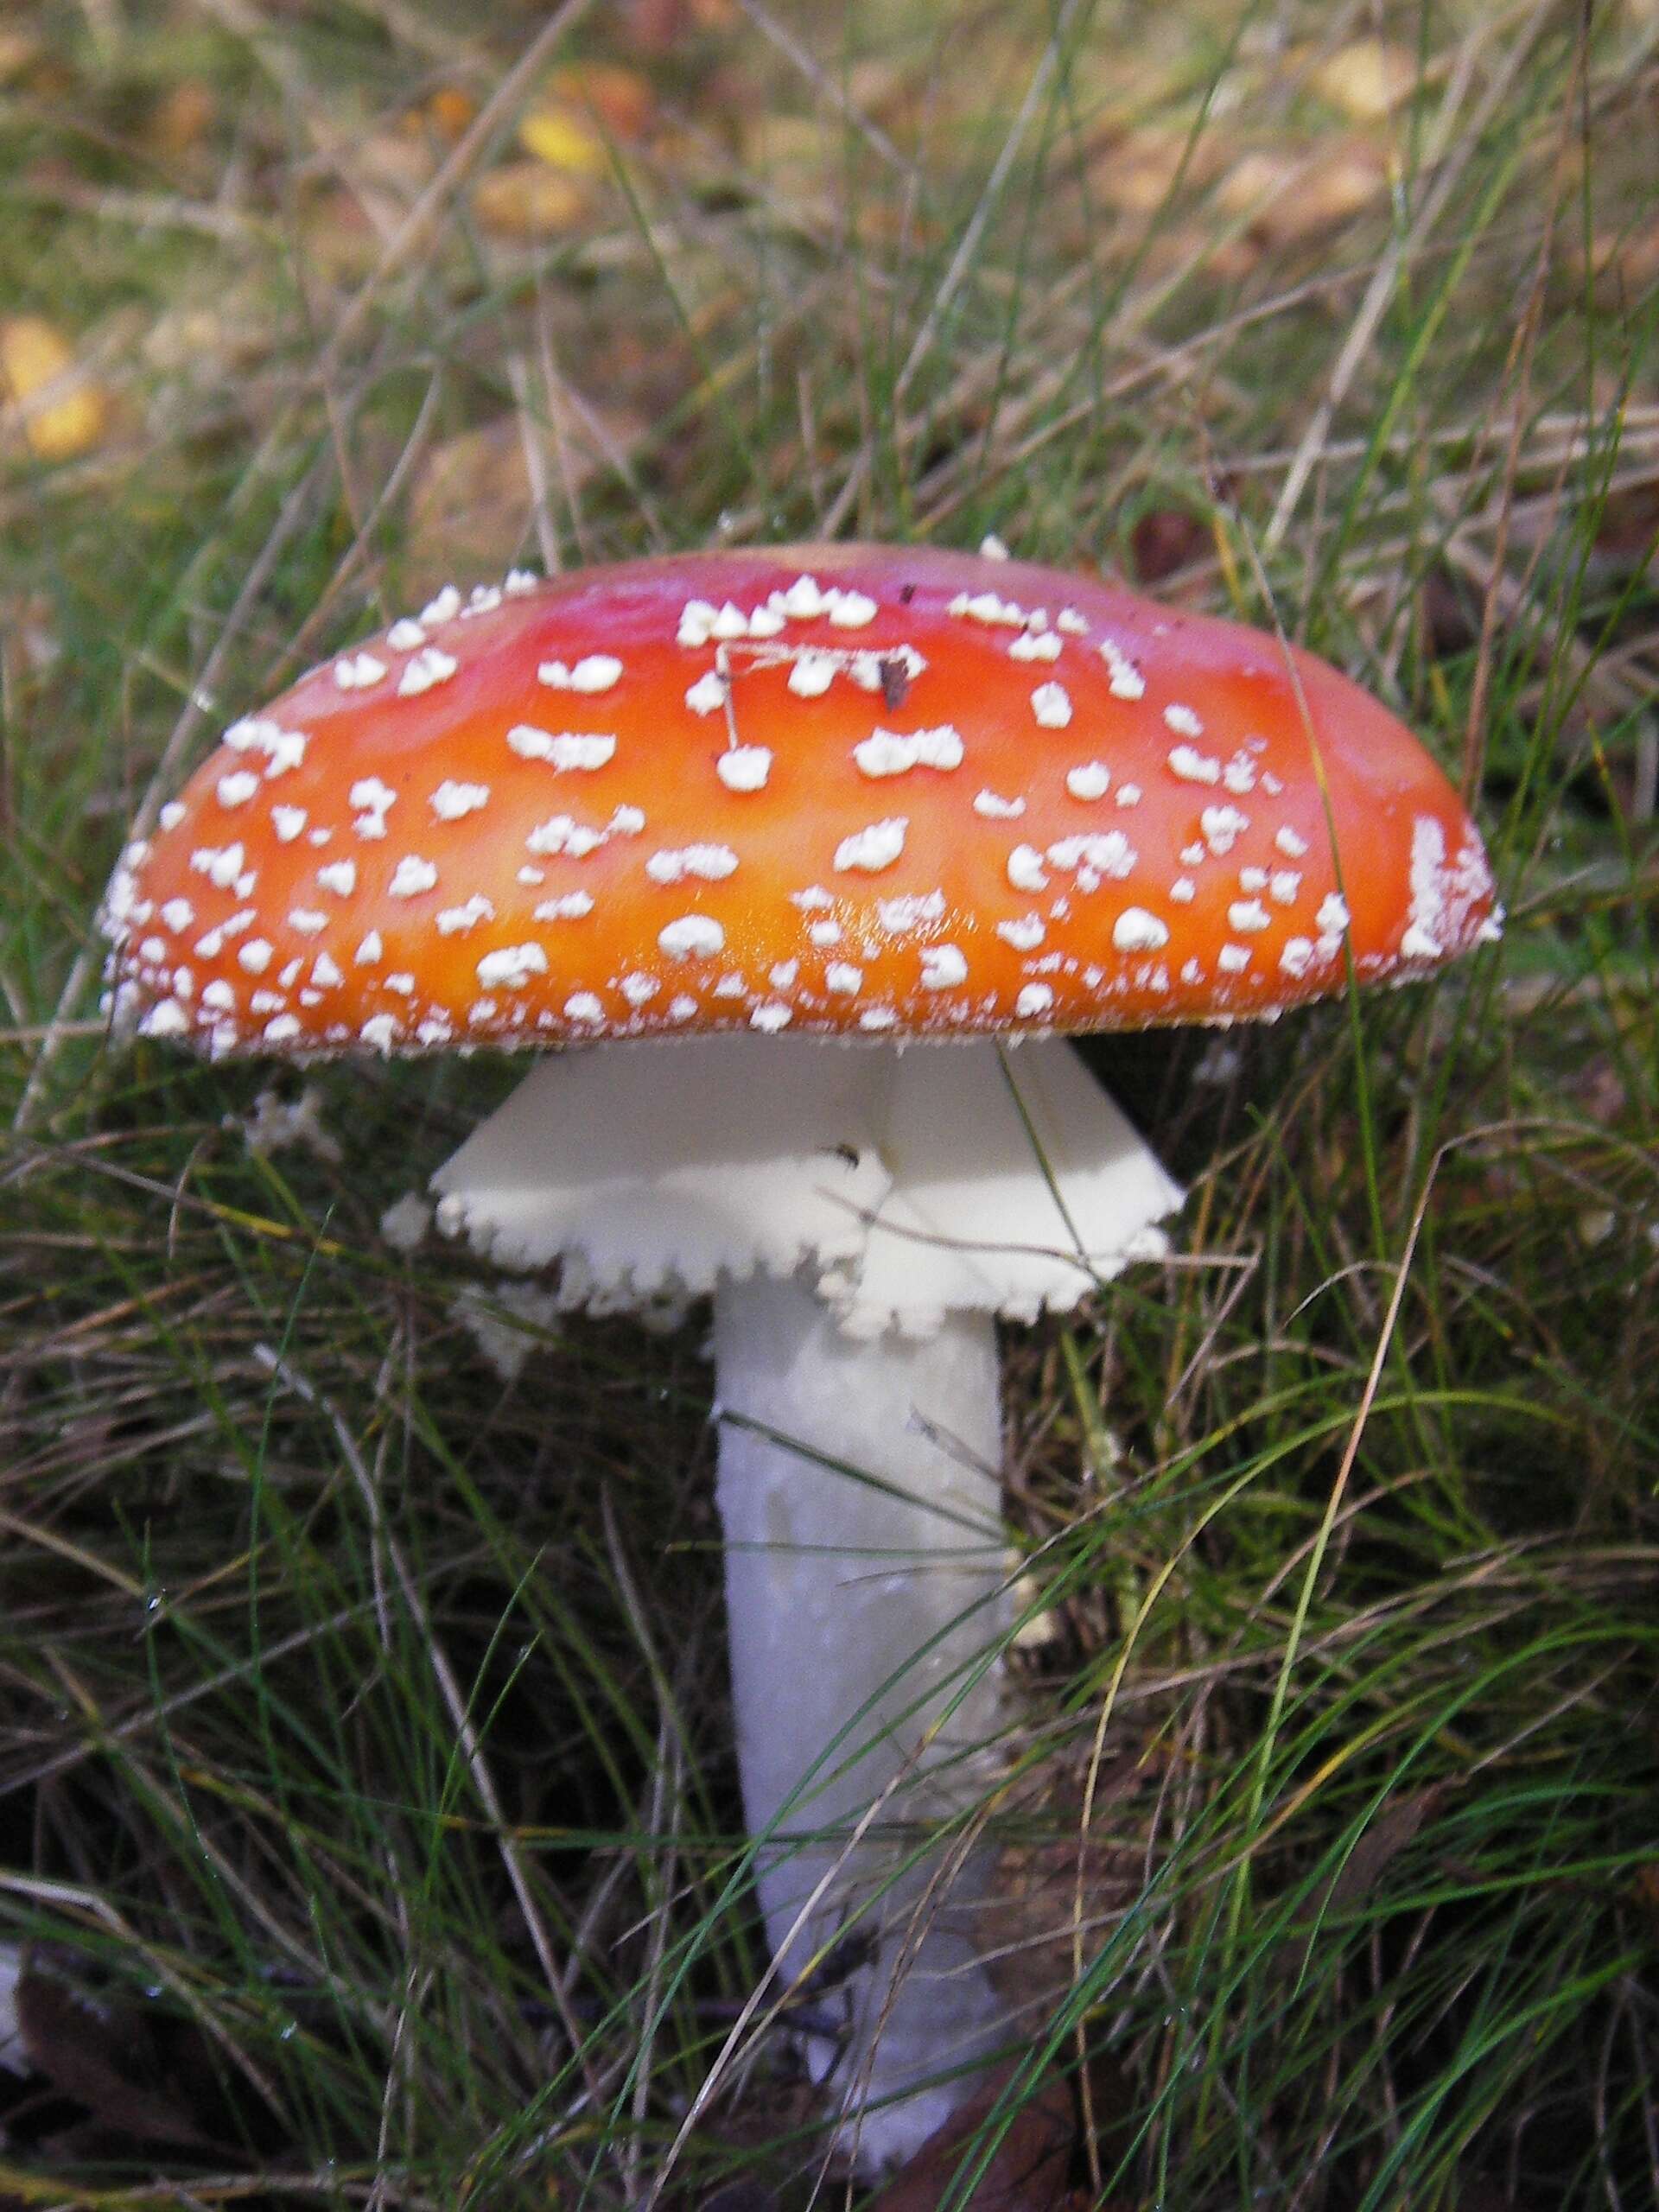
(0, 316, 108, 462)
(518, 105, 609, 176)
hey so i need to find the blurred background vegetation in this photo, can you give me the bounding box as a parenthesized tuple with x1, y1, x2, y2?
(0, 1, 1656, 2206)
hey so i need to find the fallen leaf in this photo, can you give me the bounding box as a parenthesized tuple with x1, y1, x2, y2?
(1421, 566, 1478, 658)
(520, 104, 609, 175)
(405, 418, 536, 585)
(983, 1764, 1147, 2025)
(1313, 38, 1420, 122)
(0, 316, 108, 462)
(143, 291, 273, 380)
(472, 161, 591, 238)
(863, 2060, 1073, 2212)
(402, 393, 651, 591)
(1567, 1055, 1634, 1129)
(626, 0, 693, 48)
(546, 61, 656, 143)
(0, 31, 39, 85)
(296, 188, 381, 284)
(0, 592, 61, 684)
(1216, 142, 1389, 247)
(1284, 1785, 1446, 1979)
(147, 79, 216, 160)
(14, 1961, 215, 2152)
(352, 126, 439, 198)
(741, 111, 840, 175)
(1089, 125, 1219, 217)
(1584, 474, 1659, 583)
(422, 86, 479, 143)
(1634, 1859, 1659, 1937)
(1129, 507, 1211, 586)
(517, 67, 654, 181)
(1573, 224, 1659, 306)
(624, 0, 736, 44)
(1576, 1207, 1618, 1251)
(846, 55, 929, 125)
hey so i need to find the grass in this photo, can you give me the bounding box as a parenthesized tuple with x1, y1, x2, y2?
(1, 0, 1656, 2204)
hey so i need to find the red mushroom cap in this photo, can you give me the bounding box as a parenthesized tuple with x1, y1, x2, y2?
(101, 544, 1499, 1056)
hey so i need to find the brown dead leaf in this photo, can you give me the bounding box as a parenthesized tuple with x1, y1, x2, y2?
(845, 55, 930, 126)
(1421, 566, 1478, 658)
(741, 111, 839, 175)
(353, 127, 439, 199)
(982, 1758, 1148, 2025)
(1313, 38, 1420, 122)
(405, 418, 536, 586)
(297, 188, 381, 284)
(14, 1963, 216, 2152)
(1583, 222, 1659, 303)
(1567, 1055, 1635, 1130)
(1587, 475, 1659, 584)
(624, 0, 736, 45)
(0, 31, 40, 86)
(1217, 142, 1389, 248)
(864, 2060, 1073, 2212)
(421, 86, 479, 144)
(296, 133, 438, 281)
(1129, 507, 1211, 587)
(147, 79, 216, 161)
(1633, 1859, 1659, 1936)
(472, 161, 592, 238)
(1089, 126, 1219, 217)
(0, 592, 61, 686)
(626, 0, 693, 49)
(401, 387, 645, 591)
(143, 288, 275, 382)
(547, 62, 657, 143)
(0, 316, 108, 462)
(1109, 219, 1255, 285)
(1284, 1785, 1446, 1980)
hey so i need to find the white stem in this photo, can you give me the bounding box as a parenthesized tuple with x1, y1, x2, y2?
(713, 1273, 1013, 2169)
(429, 1034, 1185, 2166)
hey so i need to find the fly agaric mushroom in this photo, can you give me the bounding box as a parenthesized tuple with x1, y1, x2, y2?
(99, 543, 1500, 2166)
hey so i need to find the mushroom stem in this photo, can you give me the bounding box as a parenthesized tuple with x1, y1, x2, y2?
(426, 1033, 1184, 2164)
(712, 1274, 1012, 2165)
